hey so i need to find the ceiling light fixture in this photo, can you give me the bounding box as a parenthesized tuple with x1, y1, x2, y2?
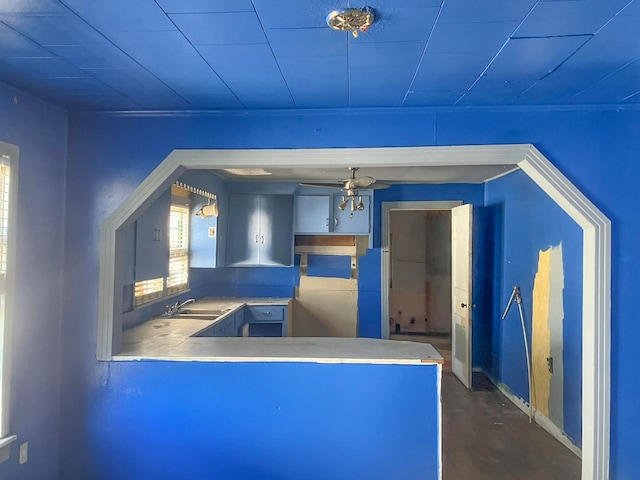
(326, 7, 376, 38)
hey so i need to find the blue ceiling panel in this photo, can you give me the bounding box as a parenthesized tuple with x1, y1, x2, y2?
(111, 31, 198, 66)
(288, 86, 348, 108)
(349, 67, 409, 107)
(121, 93, 192, 110)
(180, 93, 243, 109)
(514, 0, 626, 37)
(268, 28, 346, 57)
(0, 22, 49, 57)
(252, 0, 337, 29)
(0, 0, 66, 14)
(277, 56, 347, 90)
(349, 91, 406, 108)
(349, 41, 424, 69)
(61, 94, 142, 110)
(573, 59, 640, 102)
(197, 44, 285, 87)
(0, 56, 86, 77)
(82, 67, 164, 89)
(61, 0, 175, 33)
(155, 0, 255, 14)
(0, 0, 636, 110)
(427, 21, 519, 53)
(146, 57, 231, 95)
(404, 90, 465, 106)
(46, 45, 138, 70)
(620, 0, 640, 16)
(437, 0, 537, 23)
(169, 12, 266, 45)
(365, 0, 443, 7)
(458, 77, 534, 105)
(587, 15, 640, 52)
(350, 7, 439, 43)
(411, 52, 492, 91)
(485, 35, 591, 80)
(27, 76, 116, 95)
(623, 90, 640, 102)
(233, 86, 295, 109)
(0, 13, 109, 46)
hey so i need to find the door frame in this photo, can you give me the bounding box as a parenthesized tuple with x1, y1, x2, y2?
(381, 201, 462, 340)
(97, 144, 611, 480)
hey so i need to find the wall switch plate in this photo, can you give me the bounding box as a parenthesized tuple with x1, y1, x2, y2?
(208, 227, 216, 238)
(19, 442, 28, 464)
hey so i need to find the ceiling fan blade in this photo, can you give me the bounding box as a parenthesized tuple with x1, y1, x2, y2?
(349, 176, 376, 188)
(299, 182, 345, 188)
(368, 182, 390, 190)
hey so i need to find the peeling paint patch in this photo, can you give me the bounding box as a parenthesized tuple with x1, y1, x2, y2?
(532, 244, 565, 430)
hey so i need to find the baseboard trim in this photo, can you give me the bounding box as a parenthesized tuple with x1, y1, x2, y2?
(483, 371, 582, 459)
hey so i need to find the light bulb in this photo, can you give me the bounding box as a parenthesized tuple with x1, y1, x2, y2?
(338, 197, 348, 211)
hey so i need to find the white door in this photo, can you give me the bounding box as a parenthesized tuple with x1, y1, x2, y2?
(451, 204, 473, 388)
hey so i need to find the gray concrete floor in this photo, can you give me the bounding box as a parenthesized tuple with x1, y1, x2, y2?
(390, 333, 581, 480)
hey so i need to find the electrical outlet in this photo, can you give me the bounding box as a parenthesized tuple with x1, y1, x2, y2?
(19, 442, 28, 464)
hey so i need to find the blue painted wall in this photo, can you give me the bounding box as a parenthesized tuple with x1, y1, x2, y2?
(63, 107, 640, 479)
(485, 169, 583, 446)
(0, 82, 67, 479)
(86, 362, 440, 480)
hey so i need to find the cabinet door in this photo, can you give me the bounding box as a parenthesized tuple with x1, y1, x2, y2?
(333, 195, 371, 233)
(294, 195, 330, 233)
(225, 194, 261, 266)
(135, 189, 170, 281)
(259, 195, 293, 266)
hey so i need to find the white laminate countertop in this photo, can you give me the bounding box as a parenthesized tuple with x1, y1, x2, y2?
(118, 297, 443, 366)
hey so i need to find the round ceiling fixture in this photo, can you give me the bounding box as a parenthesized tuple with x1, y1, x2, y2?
(326, 7, 376, 38)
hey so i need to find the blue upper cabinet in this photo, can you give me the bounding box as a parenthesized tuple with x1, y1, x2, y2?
(294, 195, 331, 233)
(293, 194, 371, 234)
(226, 194, 293, 266)
(333, 194, 371, 233)
(135, 189, 170, 281)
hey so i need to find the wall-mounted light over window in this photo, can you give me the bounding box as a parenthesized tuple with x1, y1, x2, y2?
(174, 181, 217, 217)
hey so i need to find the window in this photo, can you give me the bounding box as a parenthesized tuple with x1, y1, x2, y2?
(167, 204, 189, 295)
(0, 145, 17, 459)
(133, 197, 190, 307)
(133, 277, 164, 306)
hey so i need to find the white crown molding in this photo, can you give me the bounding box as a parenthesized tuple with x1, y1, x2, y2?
(97, 144, 611, 480)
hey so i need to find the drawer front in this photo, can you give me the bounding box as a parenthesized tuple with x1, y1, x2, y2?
(213, 322, 226, 336)
(244, 306, 285, 322)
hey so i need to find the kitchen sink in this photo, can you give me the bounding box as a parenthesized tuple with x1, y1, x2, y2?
(174, 313, 221, 320)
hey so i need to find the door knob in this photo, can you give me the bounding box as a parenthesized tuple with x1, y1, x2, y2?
(461, 303, 468, 308)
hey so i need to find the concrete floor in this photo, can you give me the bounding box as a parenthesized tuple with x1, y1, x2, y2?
(390, 333, 581, 480)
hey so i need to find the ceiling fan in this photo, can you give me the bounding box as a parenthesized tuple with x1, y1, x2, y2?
(300, 167, 390, 212)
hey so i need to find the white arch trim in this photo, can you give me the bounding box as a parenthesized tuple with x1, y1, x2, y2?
(97, 144, 610, 480)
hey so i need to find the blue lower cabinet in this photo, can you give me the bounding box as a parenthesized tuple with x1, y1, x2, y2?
(193, 305, 288, 337)
(244, 306, 287, 337)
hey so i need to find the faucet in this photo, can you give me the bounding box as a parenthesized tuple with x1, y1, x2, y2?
(163, 298, 195, 317)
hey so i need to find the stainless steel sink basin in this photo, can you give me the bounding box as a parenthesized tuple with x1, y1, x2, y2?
(174, 313, 221, 320)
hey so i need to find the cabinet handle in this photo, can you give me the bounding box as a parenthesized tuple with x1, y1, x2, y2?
(325, 218, 329, 227)
(255, 235, 259, 243)
(261, 236, 265, 244)
(334, 218, 338, 227)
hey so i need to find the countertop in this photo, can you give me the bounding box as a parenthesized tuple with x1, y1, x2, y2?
(119, 297, 443, 366)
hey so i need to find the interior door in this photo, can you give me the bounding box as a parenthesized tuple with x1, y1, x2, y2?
(451, 203, 473, 388)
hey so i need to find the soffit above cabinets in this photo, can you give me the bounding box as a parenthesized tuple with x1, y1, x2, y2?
(211, 165, 518, 184)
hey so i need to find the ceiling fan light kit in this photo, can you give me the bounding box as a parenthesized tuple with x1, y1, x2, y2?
(326, 7, 376, 38)
(301, 167, 389, 215)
